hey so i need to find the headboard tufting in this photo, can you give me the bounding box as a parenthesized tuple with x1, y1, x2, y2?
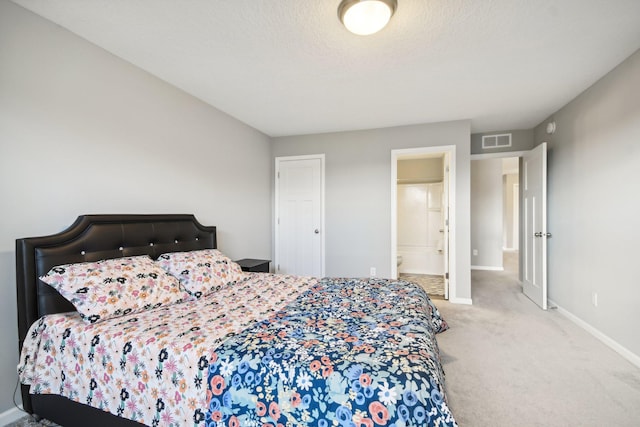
(16, 214, 216, 360)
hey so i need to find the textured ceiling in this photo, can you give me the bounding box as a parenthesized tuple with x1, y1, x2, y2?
(11, 0, 640, 137)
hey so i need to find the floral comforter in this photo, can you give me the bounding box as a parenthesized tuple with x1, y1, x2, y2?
(19, 275, 456, 427)
(18, 273, 315, 426)
(206, 277, 456, 427)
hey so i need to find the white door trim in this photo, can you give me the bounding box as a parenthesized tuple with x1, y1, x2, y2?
(442, 152, 451, 300)
(512, 183, 520, 250)
(470, 150, 528, 160)
(391, 146, 457, 302)
(275, 154, 326, 277)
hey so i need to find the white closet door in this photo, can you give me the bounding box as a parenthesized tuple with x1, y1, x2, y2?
(276, 156, 324, 277)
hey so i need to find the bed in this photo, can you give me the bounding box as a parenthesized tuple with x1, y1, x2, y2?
(16, 214, 457, 426)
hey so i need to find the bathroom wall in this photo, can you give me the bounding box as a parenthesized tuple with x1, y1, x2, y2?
(397, 157, 444, 183)
(397, 157, 444, 275)
(397, 182, 444, 275)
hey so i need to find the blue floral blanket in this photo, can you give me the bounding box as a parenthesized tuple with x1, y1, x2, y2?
(206, 277, 457, 427)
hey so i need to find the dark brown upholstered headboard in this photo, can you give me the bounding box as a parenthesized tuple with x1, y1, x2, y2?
(16, 214, 216, 419)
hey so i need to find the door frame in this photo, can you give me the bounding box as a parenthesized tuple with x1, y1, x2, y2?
(391, 146, 456, 301)
(274, 154, 326, 277)
(512, 183, 519, 250)
(470, 149, 543, 287)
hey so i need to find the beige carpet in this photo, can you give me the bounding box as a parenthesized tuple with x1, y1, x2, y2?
(434, 252, 640, 426)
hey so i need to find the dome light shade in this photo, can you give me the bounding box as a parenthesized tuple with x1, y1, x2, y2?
(338, 0, 398, 36)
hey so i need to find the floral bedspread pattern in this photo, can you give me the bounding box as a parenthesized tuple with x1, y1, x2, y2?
(18, 273, 315, 427)
(207, 278, 457, 427)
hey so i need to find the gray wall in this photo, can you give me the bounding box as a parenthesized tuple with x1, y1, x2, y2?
(533, 48, 640, 359)
(272, 120, 472, 302)
(0, 2, 272, 412)
(503, 173, 519, 250)
(471, 129, 535, 155)
(470, 159, 504, 269)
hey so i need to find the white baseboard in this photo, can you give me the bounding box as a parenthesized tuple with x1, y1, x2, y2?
(450, 297, 473, 305)
(471, 265, 504, 271)
(550, 299, 640, 370)
(0, 406, 25, 425)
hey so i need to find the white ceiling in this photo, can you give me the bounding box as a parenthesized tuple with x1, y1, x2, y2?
(12, 0, 640, 137)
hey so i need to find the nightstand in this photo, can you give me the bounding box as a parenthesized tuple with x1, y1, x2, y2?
(235, 258, 270, 273)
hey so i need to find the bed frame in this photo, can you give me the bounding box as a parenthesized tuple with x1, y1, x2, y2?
(16, 214, 217, 426)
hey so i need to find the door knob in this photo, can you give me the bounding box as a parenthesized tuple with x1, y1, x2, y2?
(314, 229, 320, 234)
(534, 232, 552, 238)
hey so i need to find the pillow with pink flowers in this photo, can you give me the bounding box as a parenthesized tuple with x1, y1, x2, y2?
(155, 249, 244, 299)
(40, 255, 186, 323)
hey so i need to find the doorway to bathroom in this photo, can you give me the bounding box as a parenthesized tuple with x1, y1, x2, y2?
(391, 146, 455, 300)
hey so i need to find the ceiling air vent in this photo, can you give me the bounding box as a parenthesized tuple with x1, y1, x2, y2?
(482, 133, 512, 149)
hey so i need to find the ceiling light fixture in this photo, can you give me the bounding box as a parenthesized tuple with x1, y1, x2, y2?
(338, 0, 398, 36)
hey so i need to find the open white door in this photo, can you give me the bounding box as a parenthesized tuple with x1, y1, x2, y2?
(522, 142, 549, 309)
(275, 155, 325, 277)
(442, 154, 450, 299)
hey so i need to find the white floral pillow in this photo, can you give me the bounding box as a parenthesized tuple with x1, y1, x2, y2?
(155, 249, 244, 299)
(40, 255, 186, 323)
